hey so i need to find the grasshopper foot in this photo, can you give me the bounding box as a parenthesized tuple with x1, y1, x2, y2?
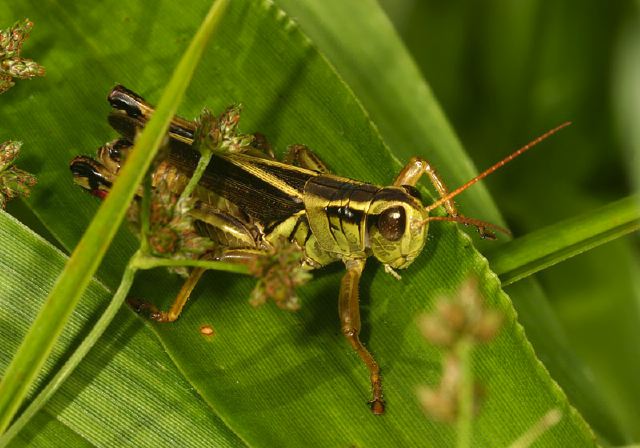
(127, 298, 174, 323)
(370, 398, 385, 415)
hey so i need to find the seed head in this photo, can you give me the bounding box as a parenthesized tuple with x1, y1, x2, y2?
(0, 18, 44, 94)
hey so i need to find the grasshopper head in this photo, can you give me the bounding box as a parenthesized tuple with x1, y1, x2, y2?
(367, 186, 429, 270)
(367, 122, 573, 270)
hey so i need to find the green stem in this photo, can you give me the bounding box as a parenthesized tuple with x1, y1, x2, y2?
(139, 171, 152, 254)
(487, 195, 640, 285)
(0, 0, 230, 434)
(133, 255, 249, 274)
(456, 338, 473, 448)
(0, 253, 140, 448)
(178, 146, 213, 206)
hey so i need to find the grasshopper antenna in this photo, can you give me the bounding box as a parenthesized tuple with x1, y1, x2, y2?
(422, 215, 511, 239)
(424, 121, 572, 214)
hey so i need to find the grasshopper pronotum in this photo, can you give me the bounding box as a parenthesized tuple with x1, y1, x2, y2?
(70, 86, 569, 414)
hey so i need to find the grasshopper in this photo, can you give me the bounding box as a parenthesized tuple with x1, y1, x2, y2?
(70, 86, 569, 414)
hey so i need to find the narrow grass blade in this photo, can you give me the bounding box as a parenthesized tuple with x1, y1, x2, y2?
(487, 195, 640, 285)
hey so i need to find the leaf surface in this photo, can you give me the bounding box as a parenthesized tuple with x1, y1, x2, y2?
(0, 211, 243, 447)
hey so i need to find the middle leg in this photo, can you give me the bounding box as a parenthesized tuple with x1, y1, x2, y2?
(393, 157, 458, 217)
(393, 157, 496, 238)
(284, 144, 330, 173)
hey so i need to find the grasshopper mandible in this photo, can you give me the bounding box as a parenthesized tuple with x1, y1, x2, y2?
(70, 86, 569, 414)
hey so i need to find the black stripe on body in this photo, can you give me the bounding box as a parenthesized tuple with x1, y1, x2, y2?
(289, 214, 312, 244)
(308, 176, 378, 208)
(168, 148, 317, 224)
(107, 100, 318, 224)
(108, 86, 145, 118)
(305, 176, 378, 252)
(108, 86, 196, 142)
(324, 205, 363, 224)
(69, 159, 113, 190)
(109, 111, 195, 144)
(345, 183, 377, 239)
(366, 187, 413, 204)
(323, 179, 376, 228)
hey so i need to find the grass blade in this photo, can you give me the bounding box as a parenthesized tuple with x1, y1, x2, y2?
(488, 195, 640, 285)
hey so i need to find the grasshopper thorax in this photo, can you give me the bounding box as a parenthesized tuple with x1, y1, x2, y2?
(366, 186, 429, 270)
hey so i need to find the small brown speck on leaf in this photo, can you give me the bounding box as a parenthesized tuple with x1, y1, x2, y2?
(200, 324, 215, 337)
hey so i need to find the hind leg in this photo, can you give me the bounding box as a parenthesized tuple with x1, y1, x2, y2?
(284, 144, 330, 173)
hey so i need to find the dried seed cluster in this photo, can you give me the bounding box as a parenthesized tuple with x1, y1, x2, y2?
(0, 140, 37, 209)
(248, 236, 311, 311)
(194, 106, 255, 155)
(146, 175, 216, 261)
(0, 19, 45, 94)
(417, 278, 503, 422)
(419, 279, 503, 348)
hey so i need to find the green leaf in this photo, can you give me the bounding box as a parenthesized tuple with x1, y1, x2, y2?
(0, 211, 243, 447)
(272, 1, 627, 444)
(0, 0, 621, 446)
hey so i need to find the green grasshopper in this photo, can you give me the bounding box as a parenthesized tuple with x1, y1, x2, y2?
(70, 86, 569, 414)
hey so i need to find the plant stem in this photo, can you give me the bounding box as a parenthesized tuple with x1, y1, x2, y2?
(133, 255, 249, 274)
(139, 171, 152, 253)
(456, 338, 473, 448)
(178, 146, 213, 207)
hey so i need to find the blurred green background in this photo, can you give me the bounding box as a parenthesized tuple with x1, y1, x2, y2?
(378, 0, 640, 440)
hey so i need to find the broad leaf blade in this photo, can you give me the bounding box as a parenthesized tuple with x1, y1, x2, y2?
(0, 211, 243, 447)
(0, 0, 602, 446)
(275, 0, 502, 224)
(0, 0, 228, 431)
(270, 0, 626, 443)
(375, 2, 640, 441)
(273, 1, 628, 443)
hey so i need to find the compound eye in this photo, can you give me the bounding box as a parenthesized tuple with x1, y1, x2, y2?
(377, 206, 406, 241)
